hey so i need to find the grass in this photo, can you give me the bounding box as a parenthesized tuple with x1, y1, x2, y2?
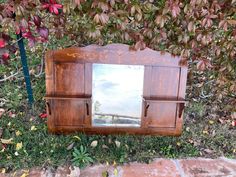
(0, 37, 235, 172)
(0, 109, 200, 172)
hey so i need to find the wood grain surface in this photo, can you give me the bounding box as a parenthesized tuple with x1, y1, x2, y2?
(45, 44, 188, 135)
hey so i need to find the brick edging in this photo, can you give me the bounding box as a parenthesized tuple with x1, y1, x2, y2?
(1, 157, 236, 177)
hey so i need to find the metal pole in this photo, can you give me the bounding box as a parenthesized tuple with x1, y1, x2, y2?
(17, 33, 34, 106)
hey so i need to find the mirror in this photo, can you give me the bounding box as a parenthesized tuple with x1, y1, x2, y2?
(92, 64, 144, 127)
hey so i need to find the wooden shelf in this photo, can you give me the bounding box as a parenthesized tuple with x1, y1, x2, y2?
(45, 96, 91, 101)
(143, 98, 187, 104)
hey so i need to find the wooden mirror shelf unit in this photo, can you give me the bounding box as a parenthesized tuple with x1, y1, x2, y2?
(45, 44, 188, 135)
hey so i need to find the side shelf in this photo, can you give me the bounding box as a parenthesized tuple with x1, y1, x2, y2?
(142, 98, 187, 128)
(45, 96, 92, 129)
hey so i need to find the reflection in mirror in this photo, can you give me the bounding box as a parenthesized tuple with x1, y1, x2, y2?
(92, 64, 144, 127)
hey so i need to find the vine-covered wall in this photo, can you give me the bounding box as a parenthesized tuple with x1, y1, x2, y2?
(0, 0, 236, 79)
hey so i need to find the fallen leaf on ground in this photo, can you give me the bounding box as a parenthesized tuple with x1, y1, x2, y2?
(14, 151, 19, 156)
(108, 138, 112, 144)
(20, 171, 29, 177)
(66, 142, 74, 150)
(102, 171, 108, 177)
(16, 130, 22, 136)
(1, 144, 7, 152)
(218, 118, 225, 124)
(29, 116, 36, 121)
(102, 144, 108, 149)
(8, 112, 16, 118)
(16, 142, 23, 151)
(0, 128, 3, 138)
(208, 120, 214, 124)
(232, 120, 236, 127)
(114, 168, 118, 176)
(231, 112, 236, 119)
(39, 113, 47, 119)
(1, 138, 13, 144)
(188, 139, 194, 144)
(90, 140, 98, 147)
(1, 168, 6, 173)
(176, 142, 181, 146)
(73, 136, 81, 141)
(30, 126, 37, 131)
(115, 140, 121, 148)
(0, 108, 5, 118)
(113, 161, 117, 166)
(204, 148, 213, 154)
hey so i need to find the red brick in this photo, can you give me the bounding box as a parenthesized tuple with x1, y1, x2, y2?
(121, 159, 180, 177)
(68, 166, 80, 177)
(55, 166, 71, 177)
(80, 165, 109, 177)
(28, 167, 44, 177)
(0, 174, 7, 177)
(179, 158, 236, 177)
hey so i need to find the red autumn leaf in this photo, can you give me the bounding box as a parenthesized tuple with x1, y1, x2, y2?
(197, 59, 213, 71)
(22, 31, 33, 39)
(2, 53, 10, 60)
(33, 15, 42, 27)
(2, 144, 7, 150)
(39, 113, 47, 119)
(124, 0, 129, 4)
(28, 38, 36, 47)
(74, 0, 81, 6)
(20, 19, 29, 31)
(74, 0, 86, 6)
(168, 0, 180, 18)
(232, 120, 236, 127)
(171, 5, 180, 18)
(132, 40, 146, 51)
(8, 112, 16, 118)
(2, 33, 11, 41)
(22, 31, 36, 47)
(197, 60, 206, 70)
(0, 38, 5, 48)
(42, 0, 63, 15)
(14, 22, 21, 35)
(37, 26, 49, 40)
(99, 13, 109, 25)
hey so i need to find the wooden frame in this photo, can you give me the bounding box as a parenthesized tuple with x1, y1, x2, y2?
(45, 44, 188, 135)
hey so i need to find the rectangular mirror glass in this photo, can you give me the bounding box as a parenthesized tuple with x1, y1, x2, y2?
(92, 64, 144, 127)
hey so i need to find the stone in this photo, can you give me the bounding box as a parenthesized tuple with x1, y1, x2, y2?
(179, 158, 236, 177)
(121, 159, 180, 177)
(80, 165, 109, 177)
(68, 166, 80, 177)
(28, 167, 44, 177)
(41, 168, 55, 177)
(55, 166, 71, 177)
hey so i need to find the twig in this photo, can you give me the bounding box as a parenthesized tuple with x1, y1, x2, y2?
(199, 89, 213, 99)
(0, 98, 7, 106)
(10, 37, 23, 46)
(0, 71, 20, 82)
(34, 42, 49, 77)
